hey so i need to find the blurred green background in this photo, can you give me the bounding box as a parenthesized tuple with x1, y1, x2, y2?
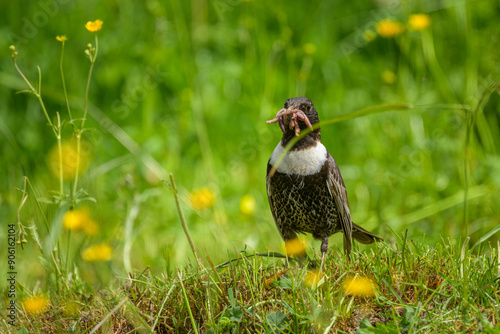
(1, 0, 499, 288)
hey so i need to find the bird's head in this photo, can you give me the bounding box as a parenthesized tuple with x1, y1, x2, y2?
(267, 97, 319, 136)
(284, 96, 319, 126)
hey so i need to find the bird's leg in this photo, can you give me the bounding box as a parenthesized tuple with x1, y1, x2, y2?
(320, 237, 328, 272)
(320, 238, 328, 261)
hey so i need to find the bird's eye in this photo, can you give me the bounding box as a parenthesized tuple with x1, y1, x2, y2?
(305, 104, 311, 111)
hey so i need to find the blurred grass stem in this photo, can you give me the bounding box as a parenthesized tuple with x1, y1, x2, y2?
(12, 61, 55, 130)
(270, 103, 412, 178)
(74, 34, 99, 199)
(177, 269, 199, 334)
(462, 83, 498, 237)
(59, 40, 72, 119)
(72, 131, 82, 201)
(56, 112, 63, 194)
(421, 29, 456, 102)
(123, 195, 140, 273)
(65, 229, 72, 273)
(82, 33, 98, 128)
(168, 173, 202, 269)
(13, 58, 64, 194)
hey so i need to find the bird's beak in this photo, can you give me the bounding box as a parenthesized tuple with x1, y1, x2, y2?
(266, 105, 312, 135)
(281, 106, 298, 125)
(281, 107, 293, 121)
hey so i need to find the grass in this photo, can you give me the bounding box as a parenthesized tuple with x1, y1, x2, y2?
(1, 0, 500, 332)
(7, 236, 500, 333)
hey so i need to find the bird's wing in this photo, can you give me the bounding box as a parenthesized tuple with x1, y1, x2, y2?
(325, 153, 353, 257)
(266, 161, 279, 225)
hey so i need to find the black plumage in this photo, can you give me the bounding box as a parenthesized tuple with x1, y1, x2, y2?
(266, 97, 382, 261)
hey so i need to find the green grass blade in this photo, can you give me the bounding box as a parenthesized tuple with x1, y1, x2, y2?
(470, 225, 500, 252)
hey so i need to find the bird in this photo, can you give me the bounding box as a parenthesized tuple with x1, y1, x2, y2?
(266, 97, 382, 263)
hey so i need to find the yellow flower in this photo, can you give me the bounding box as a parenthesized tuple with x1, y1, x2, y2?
(63, 208, 90, 232)
(382, 70, 396, 84)
(82, 244, 112, 262)
(47, 140, 90, 180)
(63, 208, 99, 235)
(283, 237, 307, 256)
(409, 14, 431, 31)
(303, 270, 324, 287)
(23, 295, 49, 315)
(342, 276, 375, 297)
(239, 194, 256, 215)
(56, 35, 67, 42)
(85, 19, 103, 32)
(190, 187, 215, 210)
(376, 19, 404, 38)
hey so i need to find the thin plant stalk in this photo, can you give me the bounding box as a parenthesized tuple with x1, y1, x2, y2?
(16, 177, 30, 249)
(462, 83, 498, 237)
(12, 56, 65, 195)
(59, 40, 72, 119)
(177, 269, 199, 334)
(12, 61, 55, 133)
(497, 241, 500, 279)
(74, 33, 99, 198)
(56, 112, 64, 194)
(65, 230, 72, 273)
(167, 173, 203, 269)
(463, 108, 471, 237)
(89, 299, 127, 334)
(72, 132, 82, 199)
(82, 33, 98, 128)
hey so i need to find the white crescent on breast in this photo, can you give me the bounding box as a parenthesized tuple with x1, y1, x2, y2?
(269, 141, 327, 176)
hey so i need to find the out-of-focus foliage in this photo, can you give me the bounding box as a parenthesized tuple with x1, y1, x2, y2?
(0, 0, 499, 288)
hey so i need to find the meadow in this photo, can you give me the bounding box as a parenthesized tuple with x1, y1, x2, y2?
(1, 0, 499, 332)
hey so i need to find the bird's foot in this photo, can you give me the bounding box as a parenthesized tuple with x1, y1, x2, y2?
(319, 238, 329, 273)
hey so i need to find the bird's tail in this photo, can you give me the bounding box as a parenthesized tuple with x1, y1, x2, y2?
(352, 223, 383, 244)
